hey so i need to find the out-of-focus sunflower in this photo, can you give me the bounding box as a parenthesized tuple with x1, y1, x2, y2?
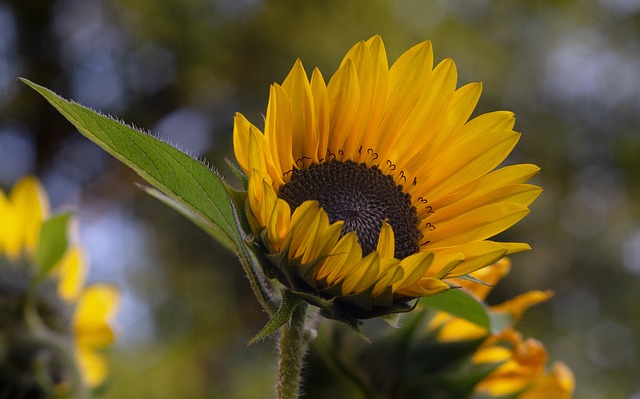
(473, 329, 575, 399)
(234, 36, 541, 320)
(0, 177, 119, 395)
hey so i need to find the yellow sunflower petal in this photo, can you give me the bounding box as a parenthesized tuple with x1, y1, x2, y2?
(376, 221, 395, 259)
(421, 82, 483, 160)
(388, 40, 433, 98)
(448, 110, 517, 145)
(433, 241, 509, 277)
(393, 58, 457, 165)
(426, 203, 530, 248)
(266, 84, 295, 179)
(491, 290, 554, 322)
(358, 35, 388, 158)
(496, 241, 532, 254)
(282, 59, 317, 167)
(424, 252, 466, 280)
(376, 41, 433, 159)
(266, 199, 292, 253)
(247, 170, 270, 226)
(519, 362, 575, 399)
(232, 113, 253, 172)
(259, 179, 279, 230)
(4, 177, 50, 258)
(424, 131, 522, 199)
(474, 163, 541, 191)
(473, 345, 513, 364)
(318, 232, 362, 284)
(371, 259, 403, 298)
(339, 41, 378, 160)
(56, 246, 88, 302)
(75, 345, 109, 387)
(73, 284, 119, 339)
(394, 251, 435, 291)
(427, 184, 542, 225)
(341, 251, 380, 295)
(400, 277, 450, 296)
(310, 68, 330, 163)
(294, 203, 342, 264)
(327, 59, 360, 154)
(434, 316, 489, 342)
(288, 201, 323, 260)
(247, 125, 268, 174)
(248, 125, 281, 184)
(305, 217, 344, 265)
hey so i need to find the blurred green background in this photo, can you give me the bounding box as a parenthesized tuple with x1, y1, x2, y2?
(1, 0, 639, 397)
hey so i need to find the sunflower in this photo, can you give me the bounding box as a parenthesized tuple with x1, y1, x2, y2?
(0, 177, 119, 393)
(234, 36, 541, 320)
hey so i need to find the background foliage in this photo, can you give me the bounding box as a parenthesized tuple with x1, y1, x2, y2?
(1, 0, 639, 397)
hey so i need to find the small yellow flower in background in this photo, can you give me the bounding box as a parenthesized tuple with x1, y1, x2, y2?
(0, 176, 120, 394)
(474, 329, 575, 399)
(234, 35, 542, 319)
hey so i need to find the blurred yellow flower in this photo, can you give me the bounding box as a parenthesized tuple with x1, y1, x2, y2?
(0, 176, 120, 388)
(57, 246, 120, 387)
(234, 36, 541, 319)
(0, 176, 50, 258)
(474, 329, 575, 399)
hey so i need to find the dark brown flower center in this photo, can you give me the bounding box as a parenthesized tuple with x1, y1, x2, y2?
(278, 160, 421, 258)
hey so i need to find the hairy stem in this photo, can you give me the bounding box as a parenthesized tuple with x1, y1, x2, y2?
(276, 302, 310, 399)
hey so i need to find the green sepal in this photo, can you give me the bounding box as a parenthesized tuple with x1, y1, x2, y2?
(456, 273, 493, 287)
(35, 212, 72, 279)
(225, 158, 248, 189)
(245, 289, 305, 346)
(225, 188, 251, 236)
(380, 312, 403, 328)
(373, 285, 394, 308)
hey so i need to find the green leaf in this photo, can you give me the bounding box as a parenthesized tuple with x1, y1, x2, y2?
(22, 79, 242, 252)
(246, 290, 305, 346)
(420, 289, 490, 329)
(36, 212, 72, 278)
